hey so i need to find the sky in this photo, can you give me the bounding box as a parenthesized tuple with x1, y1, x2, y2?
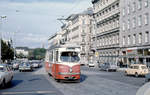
(0, 0, 92, 48)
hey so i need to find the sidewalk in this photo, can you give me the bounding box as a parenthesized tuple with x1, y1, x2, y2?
(117, 68, 127, 72)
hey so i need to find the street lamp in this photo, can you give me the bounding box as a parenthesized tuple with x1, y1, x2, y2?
(0, 15, 7, 64)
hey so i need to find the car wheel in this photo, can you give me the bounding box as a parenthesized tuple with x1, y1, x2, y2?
(106, 69, 109, 72)
(135, 72, 139, 77)
(124, 71, 128, 76)
(76, 79, 80, 83)
(7, 80, 12, 87)
(1, 80, 6, 88)
(55, 79, 60, 82)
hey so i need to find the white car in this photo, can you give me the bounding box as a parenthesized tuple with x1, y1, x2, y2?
(88, 62, 95, 67)
(0, 64, 14, 88)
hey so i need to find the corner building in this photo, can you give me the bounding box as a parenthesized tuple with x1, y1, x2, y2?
(91, 0, 120, 65)
(120, 0, 150, 67)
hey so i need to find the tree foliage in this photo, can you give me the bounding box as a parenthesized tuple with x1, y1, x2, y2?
(1, 40, 14, 62)
(28, 48, 46, 60)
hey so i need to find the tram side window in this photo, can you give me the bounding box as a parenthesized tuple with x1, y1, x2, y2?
(56, 51, 59, 62)
(49, 51, 53, 62)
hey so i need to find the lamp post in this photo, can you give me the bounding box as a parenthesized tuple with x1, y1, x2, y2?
(0, 15, 7, 64)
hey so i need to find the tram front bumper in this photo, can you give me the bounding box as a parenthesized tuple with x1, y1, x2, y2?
(58, 72, 80, 80)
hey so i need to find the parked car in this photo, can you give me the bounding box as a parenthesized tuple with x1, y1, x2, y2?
(88, 62, 95, 67)
(145, 73, 150, 82)
(12, 62, 20, 70)
(31, 62, 40, 68)
(19, 62, 33, 72)
(99, 63, 118, 72)
(0, 64, 14, 88)
(125, 64, 149, 77)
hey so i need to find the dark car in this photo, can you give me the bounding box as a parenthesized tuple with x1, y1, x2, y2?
(99, 63, 118, 72)
(145, 73, 150, 82)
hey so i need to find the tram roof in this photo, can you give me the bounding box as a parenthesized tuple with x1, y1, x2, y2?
(48, 44, 80, 51)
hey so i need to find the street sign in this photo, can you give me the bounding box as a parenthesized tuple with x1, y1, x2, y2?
(95, 52, 99, 57)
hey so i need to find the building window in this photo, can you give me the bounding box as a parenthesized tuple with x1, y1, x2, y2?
(139, 33, 142, 43)
(123, 8, 125, 16)
(132, 2, 136, 12)
(133, 34, 136, 44)
(144, 0, 148, 7)
(138, 15, 142, 26)
(127, 19, 130, 30)
(138, 0, 142, 10)
(128, 35, 131, 45)
(145, 31, 149, 43)
(144, 13, 149, 25)
(132, 17, 136, 28)
(122, 22, 125, 31)
(117, 35, 119, 44)
(127, 4, 130, 14)
(123, 36, 125, 46)
(113, 36, 115, 44)
(82, 19, 85, 25)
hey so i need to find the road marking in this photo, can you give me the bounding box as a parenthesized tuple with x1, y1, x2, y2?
(1, 91, 56, 95)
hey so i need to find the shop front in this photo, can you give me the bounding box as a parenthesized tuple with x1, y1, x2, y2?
(121, 47, 150, 67)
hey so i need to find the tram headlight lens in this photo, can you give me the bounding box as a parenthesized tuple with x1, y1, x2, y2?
(69, 68, 72, 73)
(59, 66, 64, 69)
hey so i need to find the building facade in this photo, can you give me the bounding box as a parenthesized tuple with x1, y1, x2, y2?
(59, 8, 93, 65)
(91, 0, 120, 65)
(120, 0, 150, 67)
(15, 47, 29, 57)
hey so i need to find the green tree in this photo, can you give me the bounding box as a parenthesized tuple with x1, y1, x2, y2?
(28, 48, 46, 60)
(1, 40, 14, 62)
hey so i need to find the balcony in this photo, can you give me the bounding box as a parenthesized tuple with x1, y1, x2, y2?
(81, 32, 86, 36)
(81, 41, 86, 45)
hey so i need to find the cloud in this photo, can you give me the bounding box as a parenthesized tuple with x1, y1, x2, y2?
(0, 0, 92, 48)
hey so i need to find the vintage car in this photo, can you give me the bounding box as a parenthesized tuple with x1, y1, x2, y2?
(19, 62, 33, 72)
(125, 64, 149, 77)
(99, 63, 118, 72)
(0, 64, 14, 88)
(88, 62, 95, 67)
(145, 73, 150, 82)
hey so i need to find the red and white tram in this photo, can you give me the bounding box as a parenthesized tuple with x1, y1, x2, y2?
(45, 46, 81, 82)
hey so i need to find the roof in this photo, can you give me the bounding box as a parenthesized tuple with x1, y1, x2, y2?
(48, 33, 57, 41)
(15, 47, 29, 50)
(66, 14, 79, 21)
(92, 0, 100, 4)
(66, 8, 93, 21)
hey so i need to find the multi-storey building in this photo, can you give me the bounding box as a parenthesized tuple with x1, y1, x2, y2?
(91, 0, 120, 65)
(120, 0, 150, 67)
(48, 8, 93, 65)
(48, 32, 62, 48)
(15, 47, 29, 57)
(64, 8, 93, 65)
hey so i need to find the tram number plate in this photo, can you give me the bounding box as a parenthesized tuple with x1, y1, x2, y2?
(68, 76, 73, 79)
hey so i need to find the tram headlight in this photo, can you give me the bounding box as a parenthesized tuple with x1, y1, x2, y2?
(69, 68, 72, 73)
(59, 66, 65, 69)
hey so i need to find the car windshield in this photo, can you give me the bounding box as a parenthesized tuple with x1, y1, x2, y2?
(0, 67, 4, 71)
(60, 52, 80, 62)
(141, 66, 147, 69)
(21, 63, 29, 66)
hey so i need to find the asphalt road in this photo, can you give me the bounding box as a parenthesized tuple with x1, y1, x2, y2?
(0, 68, 63, 95)
(0, 66, 146, 95)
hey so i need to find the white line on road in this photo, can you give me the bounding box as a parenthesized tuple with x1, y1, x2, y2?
(1, 91, 56, 95)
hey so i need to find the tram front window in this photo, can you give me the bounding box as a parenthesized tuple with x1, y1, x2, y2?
(60, 52, 80, 62)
